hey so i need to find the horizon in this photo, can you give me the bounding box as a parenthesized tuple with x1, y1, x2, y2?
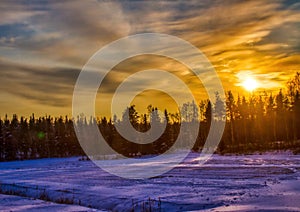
(0, 85, 293, 120)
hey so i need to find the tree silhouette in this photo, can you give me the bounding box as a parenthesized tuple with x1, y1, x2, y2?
(0, 73, 300, 161)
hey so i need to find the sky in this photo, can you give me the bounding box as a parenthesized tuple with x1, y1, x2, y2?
(0, 0, 300, 118)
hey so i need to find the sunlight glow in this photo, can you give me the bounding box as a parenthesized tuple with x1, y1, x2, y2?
(242, 77, 258, 92)
(236, 70, 261, 92)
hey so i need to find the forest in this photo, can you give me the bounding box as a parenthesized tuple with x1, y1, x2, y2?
(0, 72, 299, 161)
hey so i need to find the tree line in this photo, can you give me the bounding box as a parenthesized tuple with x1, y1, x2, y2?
(0, 73, 299, 161)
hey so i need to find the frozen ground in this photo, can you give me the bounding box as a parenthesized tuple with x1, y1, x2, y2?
(0, 194, 102, 212)
(0, 152, 299, 211)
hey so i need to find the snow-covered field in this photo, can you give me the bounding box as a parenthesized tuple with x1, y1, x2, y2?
(0, 152, 299, 211)
(0, 194, 102, 212)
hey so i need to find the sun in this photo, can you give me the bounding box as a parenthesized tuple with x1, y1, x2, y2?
(237, 71, 260, 92)
(242, 77, 258, 92)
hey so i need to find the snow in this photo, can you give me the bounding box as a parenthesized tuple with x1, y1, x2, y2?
(0, 152, 299, 211)
(210, 180, 300, 212)
(0, 194, 102, 212)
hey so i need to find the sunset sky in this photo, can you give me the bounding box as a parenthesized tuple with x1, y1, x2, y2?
(0, 0, 300, 118)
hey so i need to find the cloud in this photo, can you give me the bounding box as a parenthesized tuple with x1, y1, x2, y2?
(0, 0, 130, 66)
(116, 0, 300, 90)
(0, 58, 81, 107)
(0, 0, 299, 116)
(0, 1, 45, 25)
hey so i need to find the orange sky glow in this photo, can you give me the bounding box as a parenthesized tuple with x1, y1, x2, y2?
(0, 0, 299, 118)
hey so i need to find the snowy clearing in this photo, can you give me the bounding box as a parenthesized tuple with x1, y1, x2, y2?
(0, 194, 103, 212)
(0, 152, 299, 211)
